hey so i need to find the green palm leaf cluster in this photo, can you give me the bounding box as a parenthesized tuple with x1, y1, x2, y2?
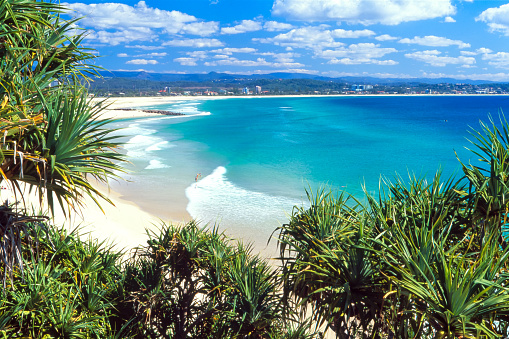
(0, 221, 319, 338)
(0, 0, 124, 211)
(0, 0, 125, 282)
(277, 115, 509, 338)
(0, 224, 124, 338)
(113, 221, 313, 338)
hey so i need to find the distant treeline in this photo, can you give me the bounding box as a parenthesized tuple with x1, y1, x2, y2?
(87, 77, 351, 95)
(86, 76, 509, 96)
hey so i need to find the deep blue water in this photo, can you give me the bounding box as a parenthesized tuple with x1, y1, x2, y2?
(113, 95, 509, 249)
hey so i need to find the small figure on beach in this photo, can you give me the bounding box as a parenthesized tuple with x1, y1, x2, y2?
(195, 173, 202, 189)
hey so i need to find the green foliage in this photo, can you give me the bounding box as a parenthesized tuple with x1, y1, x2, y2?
(0, 0, 125, 213)
(0, 0, 125, 286)
(6, 3, 509, 339)
(113, 222, 287, 338)
(277, 115, 509, 338)
(0, 221, 319, 338)
(0, 223, 122, 337)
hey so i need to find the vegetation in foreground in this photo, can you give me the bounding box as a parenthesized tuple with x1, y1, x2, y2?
(4, 113, 509, 338)
(4, 0, 509, 338)
(0, 221, 315, 338)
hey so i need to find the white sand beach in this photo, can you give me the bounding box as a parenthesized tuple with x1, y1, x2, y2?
(1, 95, 281, 256)
(95, 95, 232, 120)
(0, 180, 164, 252)
(97, 93, 509, 121)
(38, 93, 491, 256)
(17, 93, 503, 257)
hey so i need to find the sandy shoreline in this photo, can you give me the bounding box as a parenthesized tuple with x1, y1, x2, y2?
(2, 95, 284, 256)
(86, 95, 292, 256)
(96, 95, 231, 120)
(27, 93, 508, 257)
(96, 93, 509, 120)
(0, 181, 168, 252)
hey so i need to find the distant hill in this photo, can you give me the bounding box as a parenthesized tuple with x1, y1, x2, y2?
(99, 71, 499, 86)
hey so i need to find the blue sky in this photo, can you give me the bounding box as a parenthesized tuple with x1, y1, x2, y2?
(64, 0, 509, 81)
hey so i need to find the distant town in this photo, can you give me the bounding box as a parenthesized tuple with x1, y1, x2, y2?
(88, 73, 509, 97)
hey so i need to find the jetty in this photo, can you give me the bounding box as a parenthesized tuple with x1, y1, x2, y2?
(115, 108, 185, 116)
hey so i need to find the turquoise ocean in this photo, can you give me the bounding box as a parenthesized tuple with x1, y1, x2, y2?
(110, 96, 509, 251)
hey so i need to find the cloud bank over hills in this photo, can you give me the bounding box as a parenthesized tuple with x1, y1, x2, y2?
(64, 0, 509, 81)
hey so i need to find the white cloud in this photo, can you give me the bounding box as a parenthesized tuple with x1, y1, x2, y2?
(405, 50, 476, 67)
(134, 52, 167, 57)
(223, 68, 319, 75)
(65, 1, 219, 46)
(186, 51, 209, 59)
(174, 57, 198, 66)
(481, 51, 509, 69)
(180, 21, 219, 36)
(221, 20, 262, 34)
(255, 27, 374, 52)
(204, 56, 304, 68)
(399, 35, 470, 48)
(263, 21, 294, 31)
(66, 1, 196, 29)
(271, 0, 456, 25)
(331, 29, 375, 38)
(163, 38, 224, 48)
(420, 71, 509, 82)
(254, 27, 344, 49)
(210, 48, 257, 55)
(111, 68, 191, 74)
(322, 71, 415, 78)
(126, 45, 165, 50)
(477, 47, 493, 54)
(126, 59, 158, 65)
(375, 34, 398, 41)
(257, 52, 300, 63)
(476, 4, 509, 35)
(460, 51, 477, 56)
(322, 70, 509, 82)
(329, 58, 398, 65)
(318, 43, 398, 65)
(257, 28, 396, 64)
(85, 27, 155, 45)
(444, 16, 456, 23)
(184, 49, 300, 65)
(117, 53, 129, 57)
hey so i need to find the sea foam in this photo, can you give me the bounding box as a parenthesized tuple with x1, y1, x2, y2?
(145, 159, 170, 170)
(146, 141, 171, 152)
(185, 166, 303, 231)
(123, 122, 173, 171)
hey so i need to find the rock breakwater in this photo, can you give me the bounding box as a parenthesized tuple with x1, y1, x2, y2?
(115, 108, 185, 116)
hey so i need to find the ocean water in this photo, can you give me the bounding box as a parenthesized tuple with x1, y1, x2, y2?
(110, 96, 509, 250)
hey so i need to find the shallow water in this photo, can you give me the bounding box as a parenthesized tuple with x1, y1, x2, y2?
(110, 96, 509, 252)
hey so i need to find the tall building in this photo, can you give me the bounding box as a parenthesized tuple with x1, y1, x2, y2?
(243, 87, 249, 94)
(255, 86, 261, 94)
(351, 84, 373, 91)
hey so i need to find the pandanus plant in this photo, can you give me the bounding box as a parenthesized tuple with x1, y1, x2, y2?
(114, 222, 287, 338)
(277, 115, 509, 338)
(0, 0, 125, 283)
